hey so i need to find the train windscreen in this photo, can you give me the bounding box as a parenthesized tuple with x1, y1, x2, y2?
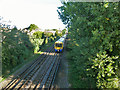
(55, 43, 62, 47)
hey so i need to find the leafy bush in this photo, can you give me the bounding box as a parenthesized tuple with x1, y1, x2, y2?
(58, 2, 120, 88)
(90, 51, 118, 88)
(31, 39, 44, 53)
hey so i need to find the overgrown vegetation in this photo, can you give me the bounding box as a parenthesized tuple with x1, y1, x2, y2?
(2, 28, 34, 76)
(30, 28, 63, 53)
(58, 2, 120, 88)
(1, 23, 64, 79)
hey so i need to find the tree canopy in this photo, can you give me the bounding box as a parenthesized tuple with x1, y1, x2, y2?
(62, 29, 66, 35)
(28, 24, 39, 32)
(58, 2, 120, 88)
(33, 31, 43, 39)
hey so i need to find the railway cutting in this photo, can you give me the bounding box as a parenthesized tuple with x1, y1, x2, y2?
(0, 34, 67, 89)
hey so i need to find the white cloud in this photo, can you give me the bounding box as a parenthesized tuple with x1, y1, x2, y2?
(0, 0, 65, 29)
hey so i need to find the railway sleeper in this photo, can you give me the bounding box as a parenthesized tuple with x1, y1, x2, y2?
(24, 55, 53, 89)
(3, 45, 54, 90)
(38, 55, 58, 89)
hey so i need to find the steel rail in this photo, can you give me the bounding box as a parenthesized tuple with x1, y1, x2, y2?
(21, 53, 54, 89)
(31, 54, 55, 89)
(3, 44, 54, 90)
(17, 54, 52, 89)
(11, 47, 54, 89)
(38, 53, 58, 89)
(10, 53, 48, 89)
(20, 45, 54, 89)
(45, 53, 60, 88)
(31, 53, 56, 90)
(3, 53, 44, 89)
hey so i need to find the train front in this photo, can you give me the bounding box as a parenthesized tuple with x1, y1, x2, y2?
(54, 42, 63, 52)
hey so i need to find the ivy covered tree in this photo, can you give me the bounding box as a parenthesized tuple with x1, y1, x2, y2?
(58, 2, 120, 88)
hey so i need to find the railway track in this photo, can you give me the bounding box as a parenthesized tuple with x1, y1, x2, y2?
(2, 44, 61, 90)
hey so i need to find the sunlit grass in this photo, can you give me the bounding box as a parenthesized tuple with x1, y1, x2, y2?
(34, 41, 56, 55)
(34, 51, 43, 54)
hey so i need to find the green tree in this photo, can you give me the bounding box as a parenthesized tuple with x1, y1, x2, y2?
(44, 32, 53, 37)
(2, 28, 34, 76)
(55, 30, 59, 36)
(42, 32, 44, 39)
(33, 31, 43, 39)
(28, 24, 39, 32)
(62, 29, 66, 35)
(52, 29, 57, 31)
(45, 37, 48, 44)
(58, 2, 120, 88)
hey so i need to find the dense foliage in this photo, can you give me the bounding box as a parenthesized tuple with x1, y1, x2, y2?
(2, 28, 34, 76)
(62, 29, 66, 35)
(33, 31, 43, 39)
(55, 30, 62, 37)
(1, 14, 65, 79)
(1, 27, 61, 76)
(58, 2, 120, 88)
(30, 29, 62, 53)
(44, 32, 53, 37)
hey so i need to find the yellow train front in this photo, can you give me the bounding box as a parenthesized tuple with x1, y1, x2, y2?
(54, 34, 66, 52)
(54, 41, 63, 52)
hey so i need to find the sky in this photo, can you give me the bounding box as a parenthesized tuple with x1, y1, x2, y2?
(0, 0, 65, 30)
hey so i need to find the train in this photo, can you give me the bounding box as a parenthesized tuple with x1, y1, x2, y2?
(54, 34, 67, 52)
